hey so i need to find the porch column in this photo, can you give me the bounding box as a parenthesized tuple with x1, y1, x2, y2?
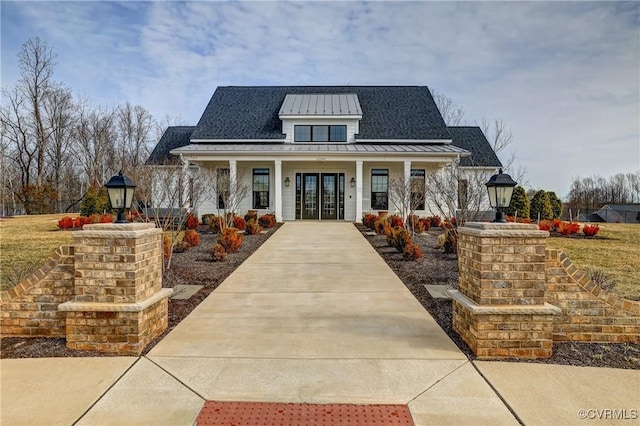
(229, 160, 237, 214)
(274, 160, 282, 222)
(404, 161, 411, 219)
(355, 160, 363, 221)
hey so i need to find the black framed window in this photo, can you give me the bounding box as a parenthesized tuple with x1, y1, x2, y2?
(294, 125, 347, 142)
(411, 169, 426, 210)
(217, 168, 230, 209)
(371, 169, 388, 210)
(253, 168, 270, 209)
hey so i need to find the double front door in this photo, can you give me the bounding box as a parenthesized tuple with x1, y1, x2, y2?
(296, 173, 345, 220)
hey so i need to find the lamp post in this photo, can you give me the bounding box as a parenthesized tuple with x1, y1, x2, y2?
(105, 171, 137, 224)
(485, 168, 517, 223)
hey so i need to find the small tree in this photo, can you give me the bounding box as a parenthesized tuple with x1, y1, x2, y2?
(507, 186, 530, 219)
(80, 184, 109, 216)
(388, 174, 425, 230)
(206, 167, 251, 228)
(530, 190, 553, 221)
(547, 191, 562, 219)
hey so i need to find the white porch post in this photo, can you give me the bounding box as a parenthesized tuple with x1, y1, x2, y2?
(229, 160, 237, 214)
(404, 161, 411, 219)
(274, 160, 282, 222)
(356, 160, 363, 221)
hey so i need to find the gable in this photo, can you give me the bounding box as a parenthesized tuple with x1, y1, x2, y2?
(190, 86, 451, 141)
(146, 126, 195, 165)
(448, 126, 502, 168)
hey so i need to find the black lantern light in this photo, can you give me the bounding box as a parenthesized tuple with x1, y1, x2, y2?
(485, 168, 517, 223)
(350, 177, 356, 187)
(105, 171, 137, 223)
(284, 177, 290, 187)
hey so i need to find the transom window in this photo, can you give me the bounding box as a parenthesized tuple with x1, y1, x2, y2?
(294, 125, 347, 142)
(371, 169, 389, 210)
(253, 168, 270, 209)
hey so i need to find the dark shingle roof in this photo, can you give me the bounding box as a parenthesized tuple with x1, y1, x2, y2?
(146, 126, 195, 165)
(448, 126, 502, 167)
(191, 86, 450, 140)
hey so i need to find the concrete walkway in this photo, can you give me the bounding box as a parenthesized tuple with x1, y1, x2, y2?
(1, 222, 638, 425)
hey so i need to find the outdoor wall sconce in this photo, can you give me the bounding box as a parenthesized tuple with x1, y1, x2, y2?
(284, 177, 290, 187)
(105, 170, 137, 223)
(350, 177, 356, 187)
(485, 168, 517, 223)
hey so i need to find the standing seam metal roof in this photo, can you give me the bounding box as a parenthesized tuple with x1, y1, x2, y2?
(279, 94, 363, 116)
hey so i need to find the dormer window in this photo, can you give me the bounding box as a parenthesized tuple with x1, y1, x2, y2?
(294, 125, 347, 142)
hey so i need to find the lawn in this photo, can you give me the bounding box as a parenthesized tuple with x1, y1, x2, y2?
(0, 214, 74, 291)
(545, 223, 640, 300)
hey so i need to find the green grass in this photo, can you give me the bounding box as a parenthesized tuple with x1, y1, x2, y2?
(0, 214, 74, 291)
(546, 223, 640, 300)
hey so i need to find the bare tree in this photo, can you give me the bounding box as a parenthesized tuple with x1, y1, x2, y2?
(480, 117, 526, 185)
(431, 90, 464, 126)
(199, 166, 251, 227)
(17, 37, 57, 188)
(388, 174, 426, 229)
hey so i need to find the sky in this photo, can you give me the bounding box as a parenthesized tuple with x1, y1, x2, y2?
(1, 0, 639, 199)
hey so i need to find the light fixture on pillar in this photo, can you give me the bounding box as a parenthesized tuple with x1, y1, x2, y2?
(284, 177, 290, 187)
(105, 171, 137, 223)
(485, 168, 517, 223)
(350, 177, 356, 187)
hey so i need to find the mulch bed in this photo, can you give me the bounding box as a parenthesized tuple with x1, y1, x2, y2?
(2, 222, 638, 370)
(0, 224, 281, 359)
(357, 224, 640, 370)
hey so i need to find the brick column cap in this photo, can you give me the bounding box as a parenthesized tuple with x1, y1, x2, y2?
(73, 223, 161, 238)
(459, 222, 549, 238)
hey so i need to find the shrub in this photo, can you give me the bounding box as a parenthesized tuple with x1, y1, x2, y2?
(588, 268, 617, 291)
(412, 219, 425, 234)
(418, 217, 431, 232)
(163, 235, 171, 259)
(244, 210, 259, 222)
(173, 241, 190, 253)
(530, 190, 553, 221)
(388, 227, 412, 253)
(245, 219, 263, 235)
(217, 227, 243, 253)
(88, 213, 101, 224)
(437, 228, 458, 254)
(72, 217, 83, 229)
(80, 185, 109, 216)
(202, 214, 216, 226)
(363, 213, 378, 229)
(538, 219, 552, 231)
(210, 243, 227, 262)
(57, 216, 74, 230)
(183, 229, 200, 247)
(258, 214, 276, 228)
(99, 213, 113, 223)
(552, 219, 563, 231)
(186, 213, 199, 229)
(558, 221, 579, 235)
(583, 224, 600, 237)
(403, 242, 423, 261)
(373, 217, 387, 235)
(233, 216, 247, 230)
(428, 215, 441, 227)
(389, 215, 404, 228)
(208, 215, 224, 233)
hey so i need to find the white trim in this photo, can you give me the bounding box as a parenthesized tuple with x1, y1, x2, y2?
(355, 161, 363, 221)
(190, 139, 286, 143)
(355, 138, 453, 144)
(279, 114, 362, 120)
(274, 160, 282, 222)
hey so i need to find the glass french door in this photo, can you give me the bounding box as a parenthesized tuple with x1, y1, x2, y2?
(302, 173, 319, 219)
(298, 172, 345, 220)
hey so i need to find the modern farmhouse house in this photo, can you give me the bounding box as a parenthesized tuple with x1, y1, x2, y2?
(146, 86, 501, 222)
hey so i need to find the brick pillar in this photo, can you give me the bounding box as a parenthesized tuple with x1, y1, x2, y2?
(58, 223, 172, 355)
(448, 222, 561, 359)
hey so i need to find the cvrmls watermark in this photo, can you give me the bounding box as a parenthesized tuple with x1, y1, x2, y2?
(578, 409, 638, 420)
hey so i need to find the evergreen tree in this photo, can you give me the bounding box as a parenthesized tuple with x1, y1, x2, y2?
(80, 185, 110, 216)
(530, 190, 553, 221)
(507, 186, 530, 218)
(547, 191, 562, 219)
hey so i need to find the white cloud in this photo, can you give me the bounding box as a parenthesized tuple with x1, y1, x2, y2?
(1, 0, 638, 197)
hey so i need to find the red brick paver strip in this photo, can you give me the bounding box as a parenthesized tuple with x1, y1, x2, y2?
(196, 401, 415, 425)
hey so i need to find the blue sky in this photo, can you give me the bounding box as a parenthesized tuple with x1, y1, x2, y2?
(2, 1, 639, 198)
